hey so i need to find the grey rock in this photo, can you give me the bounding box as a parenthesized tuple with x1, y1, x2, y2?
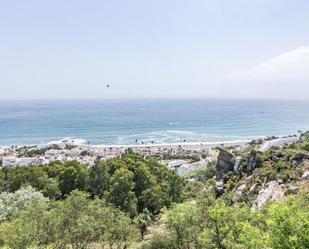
(271, 155, 280, 163)
(233, 184, 246, 202)
(246, 175, 253, 181)
(302, 171, 309, 180)
(214, 181, 225, 197)
(216, 148, 236, 177)
(251, 181, 284, 211)
(236, 184, 246, 197)
(234, 157, 242, 172)
(246, 151, 257, 172)
(290, 152, 309, 165)
(249, 183, 257, 195)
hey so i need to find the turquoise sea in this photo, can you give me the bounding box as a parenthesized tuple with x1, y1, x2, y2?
(0, 99, 308, 146)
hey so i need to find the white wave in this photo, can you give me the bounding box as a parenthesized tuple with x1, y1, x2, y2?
(164, 130, 196, 135)
(110, 129, 266, 146)
(168, 122, 181, 125)
(45, 137, 88, 147)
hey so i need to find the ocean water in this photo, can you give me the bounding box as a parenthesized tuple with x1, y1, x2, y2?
(0, 99, 309, 147)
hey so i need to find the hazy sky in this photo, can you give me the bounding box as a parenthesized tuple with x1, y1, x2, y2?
(0, 0, 309, 100)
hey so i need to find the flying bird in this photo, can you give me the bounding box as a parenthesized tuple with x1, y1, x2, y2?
(107, 84, 110, 88)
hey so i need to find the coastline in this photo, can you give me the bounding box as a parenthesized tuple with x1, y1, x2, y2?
(0, 133, 300, 168)
(85, 139, 250, 149)
(0, 134, 298, 151)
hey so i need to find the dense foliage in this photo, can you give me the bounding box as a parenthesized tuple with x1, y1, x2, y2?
(0, 153, 183, 218)
(0, 190, 137, 249)
(142, 191, 309, 249)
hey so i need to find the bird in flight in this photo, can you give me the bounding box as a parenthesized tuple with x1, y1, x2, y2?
(107, 84, 110, 88)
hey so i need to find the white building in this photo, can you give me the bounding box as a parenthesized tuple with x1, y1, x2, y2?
(1, 156, 49, 167)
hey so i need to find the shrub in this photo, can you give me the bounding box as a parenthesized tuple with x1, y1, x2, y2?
(301, 143, 309, 152)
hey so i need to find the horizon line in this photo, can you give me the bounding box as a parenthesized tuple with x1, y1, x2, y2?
(0, 96, 309, 102)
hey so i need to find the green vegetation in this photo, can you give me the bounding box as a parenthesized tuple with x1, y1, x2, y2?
(16, 145, 63, 157)
(0, 135, 309, 248)
(0, 190, 137, 249)
(0, 153, 183, 216)
(142, 190, 309, 249)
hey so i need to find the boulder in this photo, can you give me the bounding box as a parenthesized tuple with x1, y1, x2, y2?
(214, 181, 225, 197)
(233, 184, 246, 202)
(251, 181, 284, 211)
(216, 148, 236, 177)
(234, 157, 242, 172)
(248, 183, 257, 195)
(302, 171, 309, 180)
(271, 155, 280, 163)
(290, 152, 309, 165)
(235, 184, 246, 197)
(293, 152, 309, 160)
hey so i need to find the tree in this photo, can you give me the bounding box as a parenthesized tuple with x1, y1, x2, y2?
(88, 160, 109, 196)
(0, 190, 139, 249)
(167, 202, 201, 249)
(59, 191, 103, 249)
(198, 201, 250, 249)
(0, 200, 61, 249)
(140, 186, 164, 215)
(0, 186, 48, 222)
(56, 161, 88, 197)
(105, 168, 138, 217)
(102, 208, 138, 249)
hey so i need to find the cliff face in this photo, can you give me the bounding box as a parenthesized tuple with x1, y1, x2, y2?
(216, 148, 236, 177)
(246, 151, 258, 172)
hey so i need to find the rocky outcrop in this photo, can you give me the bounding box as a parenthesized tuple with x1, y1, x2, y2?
(300, 131, 309, 141)
(236, 184, 246, 197)
(214, 181, 224, 197)
(290, 152, 309, 166)
(302, 171, 309, 180)
(246, 151, 257, 172)
(216, 148, 236, 177)
(233, 157, 242, 172)
(251, 181, 284, 211)
(233, 184, 246, 202)
(248, 183, 257, 195)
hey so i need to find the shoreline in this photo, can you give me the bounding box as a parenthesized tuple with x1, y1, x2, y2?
(0, 139, 252, 150)
(0, 134, 298, 150)
(86, 139, 251, 149)
(0, 134, 300, 168)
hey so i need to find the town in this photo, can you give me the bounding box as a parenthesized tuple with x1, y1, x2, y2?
(0, 140, 242, 175)
(0, 135, 298, 175)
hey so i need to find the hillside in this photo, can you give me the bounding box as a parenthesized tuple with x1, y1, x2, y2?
(140, 132, 309, 249)
(0, 132, 308, 249)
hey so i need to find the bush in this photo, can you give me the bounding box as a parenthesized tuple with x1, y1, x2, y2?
(301, 143, 309, 152)
(0, 191, 139, 249)
(273, 161, 289, 172)
(0, 186, 48, 222)
(141, 233, 176, 249)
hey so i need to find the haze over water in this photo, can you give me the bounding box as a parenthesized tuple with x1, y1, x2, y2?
(0, 99, 309, 147)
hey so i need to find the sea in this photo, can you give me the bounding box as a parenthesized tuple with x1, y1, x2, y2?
(0, 99, 309, 147)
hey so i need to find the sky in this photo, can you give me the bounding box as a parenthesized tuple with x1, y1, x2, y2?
(0, 0, 309, 100)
